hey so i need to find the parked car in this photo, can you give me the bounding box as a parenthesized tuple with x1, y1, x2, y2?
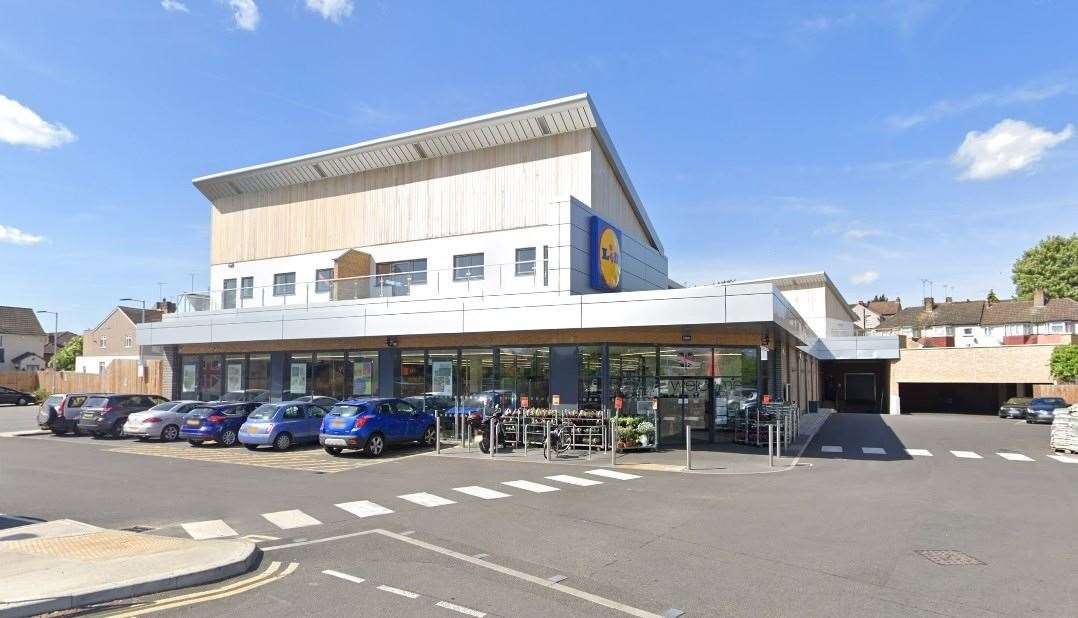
(1025, 397, 1069, 424)
(998, 397, 1033, 419)
(37, 393, 100, 435)
(405, 393, 457, 414)
(0, 385, 34, 406)
(123, 400, 205, 441)
(77, 394, 169, 438)
(220, 389, 270, 403)
(239, 401, 327, 451)
(180, 402, 260, 446)
(319, 397, 436, 457)
(295, 395, 339, 408)
(444, 390, 516, 416)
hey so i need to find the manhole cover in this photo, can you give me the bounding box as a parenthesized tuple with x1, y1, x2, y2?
(915, 550, 985, 566)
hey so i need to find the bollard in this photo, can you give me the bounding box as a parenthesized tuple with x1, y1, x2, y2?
(685, 424, 692, 471)
(524, 421, 528, 456)
(436, 415, 441, 454)
(768, 424, 774, 467)
(610, 417, 617, 466)
(777, 415, 782, 458)
(545, 421, 551, 463)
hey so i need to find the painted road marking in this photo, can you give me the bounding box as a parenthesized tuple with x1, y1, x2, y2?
(262, 509, 322, 529)
(377, 584, 420, 599)
(453, 486, 511, 500)
(951, 450, 983, 459)
(502, 480, 560, 493)
(399, 492, 457, 507)
(997, 452, 1034, 462)
(1048, 454, 1078, 464)
(906, 449, 933, 456)
(336, 500, 395, 518)
(436, 600, 487, 617)
(586, 469, 641, 480)
(322, 569, 366, 585)
(821, 446, 843, 453)
(181, 519, 238, 540)
(861, 447, 886, 455)
(546, 474, 603, 486)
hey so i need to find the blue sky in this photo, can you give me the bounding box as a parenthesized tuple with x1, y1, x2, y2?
(2, 1, 1077, 333)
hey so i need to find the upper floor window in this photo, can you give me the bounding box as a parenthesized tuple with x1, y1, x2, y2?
(962, 327, 973, 336)
(100, 336, 108, 349)
(124, 335, 133, 348)
(240, 276, 254, 299)
(376, 259, 427, 289)
(315, 268, 334, 294)
(515, 247, 536, 276)
(222, 278, 237, 309)
(273, 272, 296, 297)
(453, 253, 484, 281)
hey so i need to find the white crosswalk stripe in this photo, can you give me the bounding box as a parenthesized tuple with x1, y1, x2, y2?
(377, 584, 420, 599)
(861, 447, 886, 455)
(181, 519, 238, 540)
(502, 480, 559, 493)
(951, 450, 983, 459)
(821, 445, 843, 453)
(453, 486, 511, 500)
(336, 500, 394, 518)
(586, 469, 641, 480)
(545, 474, 603, 486)
(997, 452, 1034, 462)
(906, 449, 932, 456)
(1047, 454, 1078, 464)
(262, 509, 322, 529)
(399, 492, 456, 507)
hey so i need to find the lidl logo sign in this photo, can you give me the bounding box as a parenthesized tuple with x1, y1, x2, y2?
(590, 216, 622, 291)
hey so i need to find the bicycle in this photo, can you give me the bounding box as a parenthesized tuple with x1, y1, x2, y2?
(544, 421, 573, 459)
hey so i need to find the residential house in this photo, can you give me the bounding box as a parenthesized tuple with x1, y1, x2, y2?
(873, 297, 984, 347)
(849, 298, 901, 331)
(75, 306, 166, 374)
(981, 289, 1078, 345)
(0, 306, 48, 372)
(11, 351, 46, 371)
(44, 330, 78, 363)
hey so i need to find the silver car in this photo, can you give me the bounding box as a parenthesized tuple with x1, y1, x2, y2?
(123, 400, 204, 441)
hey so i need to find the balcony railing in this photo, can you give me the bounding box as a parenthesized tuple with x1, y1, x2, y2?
(174, 259, 548, 313)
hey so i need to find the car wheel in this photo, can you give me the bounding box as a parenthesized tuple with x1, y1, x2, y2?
(219, 429, 239, 447)
(16, 397, 28, 406)
(244, 444, 259, 451)
(189, 440, 204, 447)
(51, 427, 68, 436)
(273, 433, 293, 452)
(161, 425, 180, 442)
(109, 421, 125, 439)
(71, 424, 84, 437)
(324, 446, 343, 456)
(422, 425, 436, 446)
(363, 433, 385, 457)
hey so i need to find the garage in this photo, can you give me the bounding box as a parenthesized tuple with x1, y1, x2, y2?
(897, 382, 1020, 414)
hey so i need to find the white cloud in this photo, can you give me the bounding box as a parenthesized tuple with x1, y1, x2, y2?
(952, 119, 1073, 181)
(0, 224, 45, 246)
(161, 0, 189, 12)
(851, 271, 880, 285)
(799, 13, 856, 32)
(888, 80, 1073, 130)
(305, 0, 353, 23)
(844, 227, 882, 240)
(0, 94, 76, 149)
(228, 0, 260, 31)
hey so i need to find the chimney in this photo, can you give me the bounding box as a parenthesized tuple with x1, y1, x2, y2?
(1033, 288, 1046, 309)
(923, 297, 935, 311)
(895, 296, 901, 308)
(944, 296, 953, 303)
(153, 299, 176, 314)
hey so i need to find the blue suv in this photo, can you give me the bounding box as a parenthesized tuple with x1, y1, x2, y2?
(1025, 397, 1068, 424)
(180, 402, 260, 447)
(239, 402, 327, 451)
(319, 397, 436, 457)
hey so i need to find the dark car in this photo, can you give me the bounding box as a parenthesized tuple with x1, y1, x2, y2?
(1026, 397, 1069, 424)
(180, 402, 260, 446)
(319, 397, 436, 457)
(998, 397, 1033, 419)
(77, 394, 169, 438)
(404, 393, 457, 414)
(37, 393, 101, 435)
(0, 385, 34, 406)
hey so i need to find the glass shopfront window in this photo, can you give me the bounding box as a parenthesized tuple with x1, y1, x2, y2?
(200, 355, 223, 400)
(578, 346, 603, 411)
(224, 355, 245, 394)
(287, 353, 312, 398)
(460, 348, 495, 400)
(350, 351, 378, 397)
(181, 358, 199, 399)
(400, 351, 427, 397)
(659, 346, 713, 378)
(609, 346, 657, 415)
(248, 353, 271, 393)
(428, 349, 458, 396)
(312, 351, 348, 399)
(498, 347, 549, 408)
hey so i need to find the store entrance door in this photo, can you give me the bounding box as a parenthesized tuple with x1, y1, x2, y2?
(657, 378, 711, 447)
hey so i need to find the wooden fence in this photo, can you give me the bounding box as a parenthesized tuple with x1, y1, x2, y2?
(0, 360, 164, 398)
(1033, 384, 1078, 403)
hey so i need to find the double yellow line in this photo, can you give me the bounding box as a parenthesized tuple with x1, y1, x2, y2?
(102, 560, 299, 617)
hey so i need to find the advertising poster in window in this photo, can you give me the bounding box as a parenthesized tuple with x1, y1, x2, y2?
(182, 364, 197, 393)
(226, 364, 243, 393)
(431, 360, 453, 394)
(290, 363, 307, 394)
(353, 360, 374, 395)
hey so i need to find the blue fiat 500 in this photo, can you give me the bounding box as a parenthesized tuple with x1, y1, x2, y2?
(319, 397, 436, 457)
(180, 402, 259, 447)
(239, 402, 327, 451)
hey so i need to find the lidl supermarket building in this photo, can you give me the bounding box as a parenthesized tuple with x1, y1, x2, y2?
(140, 94, 899, 446)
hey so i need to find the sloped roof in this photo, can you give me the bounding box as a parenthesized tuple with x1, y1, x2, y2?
(45, 331, 78, 355)
(118, 306, 163, 325)
(867, 300, 900, 316)
(981, 298, 1078, 325)
(877, 300, 985, 329)
(0, 306, 45, 336)
(11, 351, 45, 364)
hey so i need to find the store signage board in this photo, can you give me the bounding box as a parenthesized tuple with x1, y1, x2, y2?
(290, 363, 307, 394)
(760, 346, 769, 361)
(520, 395, 529, 408)
(615, 396, 624, 410)
(431, 360, 453, 394)
(589, 215, 622, 292)
(552, 394, 561, 406)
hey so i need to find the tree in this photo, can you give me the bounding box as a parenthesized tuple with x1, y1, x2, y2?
(1011, 234, 1078, 300)
(50, 336, 82, 371)
(1050, 345, 1078, 383)
(870, 294, 889, 302)
(986, 289, 999, 304)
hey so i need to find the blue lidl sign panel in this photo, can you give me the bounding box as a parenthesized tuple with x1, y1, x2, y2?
(590, 216, 622, 292)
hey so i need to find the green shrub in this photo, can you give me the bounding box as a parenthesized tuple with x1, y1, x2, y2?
(1050, 345, 1078, 382)
(32, 387, 51, 403)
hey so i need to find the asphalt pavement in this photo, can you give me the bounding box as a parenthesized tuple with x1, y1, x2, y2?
(2, 404, 1075, 616)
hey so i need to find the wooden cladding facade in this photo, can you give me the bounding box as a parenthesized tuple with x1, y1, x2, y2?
(208, 130, 654, 265)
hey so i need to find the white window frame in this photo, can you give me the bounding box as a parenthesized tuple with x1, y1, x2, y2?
(1048, 321, 1066, 334)
(315, 268, 334, 294)
(273, 272, 296, 297)
(100, 336, 107, 349)
(453, 253, 484, 281)
(515, 247, 536, 276)
(240, 276, 254, 299)
(123, 335, 133, 349)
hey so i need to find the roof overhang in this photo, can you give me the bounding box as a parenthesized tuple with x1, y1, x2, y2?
(735, 271, 861, 322)
(192, 93, 663, 253)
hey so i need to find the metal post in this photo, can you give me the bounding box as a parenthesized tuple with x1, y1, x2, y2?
(544, 420, 551, 463)
(768, 425, 774, 467)
(777, 414, 782, 458)
(435, 415, 441, 454)
(490, 418, 496, 459)
(685, 424, 692, 471)
(610, 417, 616, 466)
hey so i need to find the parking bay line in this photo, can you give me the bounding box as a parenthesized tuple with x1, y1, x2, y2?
(322, 569, 365, 585)
(378, 584, 420, 599)
(436, 600, 486, 617)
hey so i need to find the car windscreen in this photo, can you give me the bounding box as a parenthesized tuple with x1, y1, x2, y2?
(1031, 398, 1059, 406)
(84, 396, 110, 408)
(329, 404, 366, 417)
(149, 402, 177, 411)
(1004, 398, 1032, 406)
(247, 405, 278, 420)
(45, 395, 63, 406)
(220, 391, 246, 402)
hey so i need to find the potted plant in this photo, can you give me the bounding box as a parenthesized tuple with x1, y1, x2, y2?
(616, 426, 635, 448)
(636, 421, 655, 446)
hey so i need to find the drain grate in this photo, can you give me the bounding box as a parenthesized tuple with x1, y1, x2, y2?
(915, 550, 985, 566)
(121, 525, 154, 533)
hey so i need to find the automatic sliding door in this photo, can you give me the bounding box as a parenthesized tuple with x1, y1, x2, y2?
(657, 379, 684, 447)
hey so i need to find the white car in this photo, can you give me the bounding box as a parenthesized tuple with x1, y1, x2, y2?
(123, 400, 204, 441)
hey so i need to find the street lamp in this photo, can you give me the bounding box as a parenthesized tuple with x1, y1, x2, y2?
(120, 298, 146, 373)
(37, 310, 58, 366)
